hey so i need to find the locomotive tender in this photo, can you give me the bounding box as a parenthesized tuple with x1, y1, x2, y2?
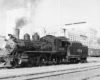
(1, 28, 88, 68)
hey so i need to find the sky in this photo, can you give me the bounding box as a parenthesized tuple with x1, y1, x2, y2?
(0, 0, 100, 37)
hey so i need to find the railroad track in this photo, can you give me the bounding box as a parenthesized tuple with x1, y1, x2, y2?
(0, 59, 98, 70)
(1, 63, 100, 80)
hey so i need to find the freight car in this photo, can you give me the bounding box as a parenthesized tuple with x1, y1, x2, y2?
(0, 28, 88, 68)
(88, 48, 100, 57)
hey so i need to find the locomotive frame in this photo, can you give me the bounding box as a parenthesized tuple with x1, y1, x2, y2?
(1, 28, 88, 68)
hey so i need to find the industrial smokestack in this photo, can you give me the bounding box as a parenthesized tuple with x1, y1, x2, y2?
(13, 28, 20, 39)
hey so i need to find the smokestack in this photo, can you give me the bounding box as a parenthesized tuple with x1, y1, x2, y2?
(13, 28, 20, 39)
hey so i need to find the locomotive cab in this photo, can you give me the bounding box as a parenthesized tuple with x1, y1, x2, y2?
(56, 37, 69, 52)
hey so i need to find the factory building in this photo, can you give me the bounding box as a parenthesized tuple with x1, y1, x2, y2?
(88, 28, 99, 49)
(55, 23, 99, 49)
(67, 28, 88, 46)
(67, 28, 99, 49)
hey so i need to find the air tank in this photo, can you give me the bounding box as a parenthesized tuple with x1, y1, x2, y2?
(32, 33, 40, 41)
(24, 33, 30, 40)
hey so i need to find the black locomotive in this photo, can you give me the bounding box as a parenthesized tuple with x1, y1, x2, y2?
(1, 28, 88, 68)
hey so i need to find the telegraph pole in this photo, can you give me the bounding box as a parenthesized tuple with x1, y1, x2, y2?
(59, 0, 61, 30)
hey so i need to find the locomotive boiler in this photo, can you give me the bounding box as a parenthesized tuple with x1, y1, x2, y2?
(1, 28, 88, 68)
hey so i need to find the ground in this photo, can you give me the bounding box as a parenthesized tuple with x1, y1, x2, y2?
(0, 57, 100, 80)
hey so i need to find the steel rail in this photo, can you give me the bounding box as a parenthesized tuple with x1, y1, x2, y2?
(25, 65, 100, 80)
(0, 64, 100, 80)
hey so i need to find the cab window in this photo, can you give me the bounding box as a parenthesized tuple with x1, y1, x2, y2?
(61, 41, 66, 47)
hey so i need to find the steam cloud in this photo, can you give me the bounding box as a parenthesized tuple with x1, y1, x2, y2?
(25, 0, 41, 18)
(1, 0, 41, 10)
(4, 0, 42, 30)
(1, 0, 24, 9)
(16, 17, 28, 29)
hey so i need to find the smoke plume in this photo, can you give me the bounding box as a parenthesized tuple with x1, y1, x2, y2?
(25, 0, 42, 18)
(16, 17, 28, 29)
(1, 0, 24, 10)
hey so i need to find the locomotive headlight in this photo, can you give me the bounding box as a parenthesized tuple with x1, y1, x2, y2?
(5, 39, 16, 54)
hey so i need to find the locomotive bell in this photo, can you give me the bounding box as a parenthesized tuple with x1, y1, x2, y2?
(13, 28, 20, 39)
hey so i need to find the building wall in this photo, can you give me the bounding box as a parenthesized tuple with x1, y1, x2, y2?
(88, 28, 98, 49)
(66, 27, 99, 49)
(54, 24, 98, 49)
(67, 28, 88, 46)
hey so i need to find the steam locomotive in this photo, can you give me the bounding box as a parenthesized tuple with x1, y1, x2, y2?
(1, 28, 88, 68)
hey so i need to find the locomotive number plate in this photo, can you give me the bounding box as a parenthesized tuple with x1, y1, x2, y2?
(77, 49, 82, 52)
(59, 48, 64, 50)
